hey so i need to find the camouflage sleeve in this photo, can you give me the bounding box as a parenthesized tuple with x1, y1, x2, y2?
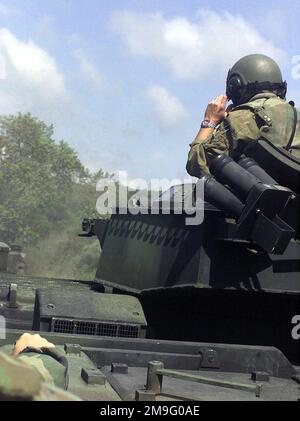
(0, 350, 80, 401)
(0, 350, 42, 400)
(186, 108, 261, 177)
(18, 348, 68, 390)
(35, 382, 82, 401)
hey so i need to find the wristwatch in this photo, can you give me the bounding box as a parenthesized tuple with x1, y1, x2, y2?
(201, 120, 217, 129)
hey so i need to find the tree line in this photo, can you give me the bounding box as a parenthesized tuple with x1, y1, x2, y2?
(0, 113, 109, 279)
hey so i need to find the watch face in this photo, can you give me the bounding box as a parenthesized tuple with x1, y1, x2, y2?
(201, 121, 216, 129)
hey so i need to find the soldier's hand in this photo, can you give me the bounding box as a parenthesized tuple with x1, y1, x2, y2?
(204, 95, 228, 124)
(12, 333, 55, 357)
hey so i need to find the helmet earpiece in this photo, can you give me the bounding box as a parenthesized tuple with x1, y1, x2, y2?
(226, 73, 245, 104)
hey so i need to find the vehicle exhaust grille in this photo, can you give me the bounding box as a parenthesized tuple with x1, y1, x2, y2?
(52, 318, 140, 338)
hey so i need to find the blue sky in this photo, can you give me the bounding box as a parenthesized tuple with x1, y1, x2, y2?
(0, 0, 299, 180)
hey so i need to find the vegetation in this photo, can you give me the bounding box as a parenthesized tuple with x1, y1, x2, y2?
(0, 113, 110, 280)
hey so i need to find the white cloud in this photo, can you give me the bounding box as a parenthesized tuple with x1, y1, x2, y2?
(0, 28, 66, 113)
(146, 85, 188, 128)
(0, 52, 5, 79)
(110, 10, 286, 80)
(73, 49, 103, 91)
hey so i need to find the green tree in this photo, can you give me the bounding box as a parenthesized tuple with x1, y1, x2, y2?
(0, 113, 88, 244)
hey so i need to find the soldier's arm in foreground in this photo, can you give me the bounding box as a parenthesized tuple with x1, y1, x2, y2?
(12, 333, 69, 390)
(0, 333, 81, 400)
(0, 350, 80, 401)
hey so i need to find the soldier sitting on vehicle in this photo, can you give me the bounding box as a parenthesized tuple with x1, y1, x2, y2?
(186, 54, 300, 177)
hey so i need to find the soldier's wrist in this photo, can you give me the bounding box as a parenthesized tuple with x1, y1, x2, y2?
(18, 347, 45, 355)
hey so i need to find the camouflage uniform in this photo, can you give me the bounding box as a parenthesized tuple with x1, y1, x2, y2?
(186, 93, 300, 177)
(0, 350, 81, 401)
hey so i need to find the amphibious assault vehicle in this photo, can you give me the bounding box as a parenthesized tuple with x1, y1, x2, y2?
(0, 139, 299, 401)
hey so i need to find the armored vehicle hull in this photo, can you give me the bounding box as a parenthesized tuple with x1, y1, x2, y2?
(90, 208, 300, 365)
(89, 141, 300, 364)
